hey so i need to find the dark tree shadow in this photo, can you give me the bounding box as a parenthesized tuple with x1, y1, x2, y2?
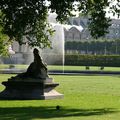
(0, 106, 118, 120)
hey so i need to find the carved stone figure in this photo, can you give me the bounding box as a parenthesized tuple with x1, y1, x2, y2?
(16, 48, 48, 79)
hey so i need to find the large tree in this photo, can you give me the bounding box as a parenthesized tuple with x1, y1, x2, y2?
(0, 0, 120, 54)
(0, 11, 9, 56)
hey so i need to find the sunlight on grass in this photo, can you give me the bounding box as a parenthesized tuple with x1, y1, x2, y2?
(0, 64, 120, 72)
(0, 74, 120, 120)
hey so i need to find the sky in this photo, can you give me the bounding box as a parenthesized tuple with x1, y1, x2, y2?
(46, 0, 120, 19)
(105, 0, 120, 19)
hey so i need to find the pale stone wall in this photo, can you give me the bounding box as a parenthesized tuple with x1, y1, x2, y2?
(65, 17, 120, 41)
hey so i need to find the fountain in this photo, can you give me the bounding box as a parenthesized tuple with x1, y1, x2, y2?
(40, 14, 65, 67)
(41, 24, 65, 65)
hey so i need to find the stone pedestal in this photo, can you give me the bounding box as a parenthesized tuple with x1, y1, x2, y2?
(0, 78, 63, 100)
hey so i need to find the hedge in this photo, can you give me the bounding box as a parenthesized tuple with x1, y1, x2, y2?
(65, 54, 120, 67)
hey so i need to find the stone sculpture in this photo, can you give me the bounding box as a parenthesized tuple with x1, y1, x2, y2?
(0, 48, 63, 100)
(15, 48, 48, 79)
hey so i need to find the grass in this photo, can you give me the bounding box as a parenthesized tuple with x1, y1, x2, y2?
(1, 64, 120, 72)
(0, 74, 120, 120)
(48, 65, 120, 71)
(0, 64, 28, 69)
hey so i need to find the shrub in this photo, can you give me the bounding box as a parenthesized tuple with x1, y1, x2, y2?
(86, 66, 90, 70)
(65, 54, 120, 67)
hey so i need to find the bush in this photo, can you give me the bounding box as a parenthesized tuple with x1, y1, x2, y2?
(65, 54, 120, 67)
(86, 66, 90, 70)
(9, 64, 15, 69)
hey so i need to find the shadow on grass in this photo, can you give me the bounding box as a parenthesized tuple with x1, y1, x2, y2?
(0, 106, 118, 120)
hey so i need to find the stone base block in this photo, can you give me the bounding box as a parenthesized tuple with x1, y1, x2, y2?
(0, 78, 63, 100)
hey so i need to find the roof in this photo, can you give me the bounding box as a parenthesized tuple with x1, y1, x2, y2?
(50, 23, 83, 32)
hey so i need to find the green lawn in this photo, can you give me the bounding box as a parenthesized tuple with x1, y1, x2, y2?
(0, 74, 120, 120)
(1, 64, 120, 72)
(48, 65, 120, 71)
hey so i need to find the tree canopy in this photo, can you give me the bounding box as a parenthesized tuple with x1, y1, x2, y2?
(0, 0, 120, 54)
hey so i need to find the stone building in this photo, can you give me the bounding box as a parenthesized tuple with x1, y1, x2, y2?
(65, 17, 120, 41)
(106, 19, 120, 39)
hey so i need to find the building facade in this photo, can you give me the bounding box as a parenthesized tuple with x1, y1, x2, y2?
(65, 17, 120, 41)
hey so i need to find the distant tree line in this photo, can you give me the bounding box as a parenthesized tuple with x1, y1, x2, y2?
(65, 39, 120, 55)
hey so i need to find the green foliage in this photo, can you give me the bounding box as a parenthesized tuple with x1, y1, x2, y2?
(49, 0, 74, 22)
(65, 54, 120, 67)
(0, 12, 10, 56)
(0, 0, 54, 48)
(88, 8, 111, 38)
(77, 0, 112, 38)
(26, 11, 53, 48)
(65, 39, 120, 55)
(84, 0, 111, 38)
(0, 0, 119, 47)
